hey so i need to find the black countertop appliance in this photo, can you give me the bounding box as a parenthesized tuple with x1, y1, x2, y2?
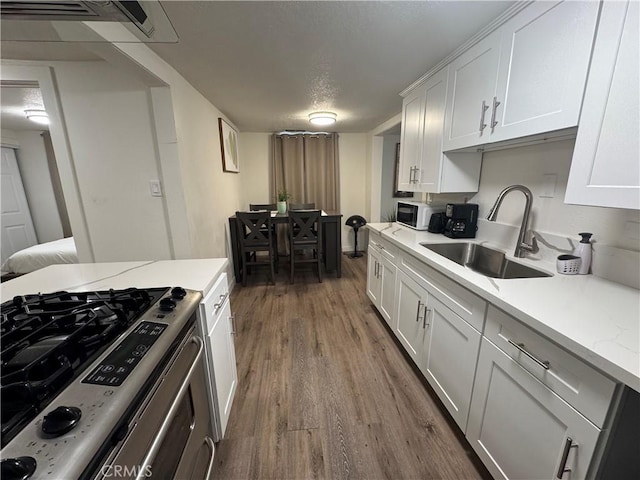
(444, 203, 478, 238)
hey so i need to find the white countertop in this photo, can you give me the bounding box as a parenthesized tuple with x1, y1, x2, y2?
(368, 223, 640, 392)
(0, 259, 229, 300)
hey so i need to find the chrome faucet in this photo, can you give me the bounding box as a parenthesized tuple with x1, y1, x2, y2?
(487, 185, 537, 258)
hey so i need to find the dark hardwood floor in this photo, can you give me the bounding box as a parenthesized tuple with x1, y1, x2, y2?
(212, 254, 488, 479)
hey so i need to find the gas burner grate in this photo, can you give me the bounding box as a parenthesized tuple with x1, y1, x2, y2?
(0, 287, 169, 447)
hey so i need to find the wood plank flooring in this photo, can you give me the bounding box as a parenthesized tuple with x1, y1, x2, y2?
(212, 254, 489, 479)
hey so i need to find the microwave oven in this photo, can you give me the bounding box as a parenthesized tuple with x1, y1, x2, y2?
(396, 201, 445, 230)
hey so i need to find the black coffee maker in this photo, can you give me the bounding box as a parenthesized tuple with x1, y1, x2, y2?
(443, 203, 478, 238)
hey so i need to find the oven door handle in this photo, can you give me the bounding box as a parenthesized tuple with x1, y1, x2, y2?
(135, 335, 205, 480)
(204, 436, 215, 479)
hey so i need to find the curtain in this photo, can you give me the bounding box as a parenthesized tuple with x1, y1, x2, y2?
(271, 133, 340, 212)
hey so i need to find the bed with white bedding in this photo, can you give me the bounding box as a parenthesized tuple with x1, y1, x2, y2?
(1, 237, 78, 274)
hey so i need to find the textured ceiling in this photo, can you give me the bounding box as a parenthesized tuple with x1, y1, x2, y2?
(149, 1, 514, 132)
(0, 2, 514, 133)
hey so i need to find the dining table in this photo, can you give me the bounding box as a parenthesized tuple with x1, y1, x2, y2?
(228, 210, 343, 282)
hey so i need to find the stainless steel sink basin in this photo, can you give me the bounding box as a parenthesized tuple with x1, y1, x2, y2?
(421, 243, 552, 279)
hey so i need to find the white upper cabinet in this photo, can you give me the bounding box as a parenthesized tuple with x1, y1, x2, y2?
(399, 67, 482, 193)
(443, 30, 502, 151)
(443, 0, 599, 151)
(398, 85, 426, 192)
(565, 0, 640, 210)
(490, 0, 600, 142)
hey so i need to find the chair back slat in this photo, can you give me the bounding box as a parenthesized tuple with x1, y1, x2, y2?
(289, 202, 315, 211)
(289, 210, 321, 244)
(249, 203, 276, 211)
(236, 211, 272, 247)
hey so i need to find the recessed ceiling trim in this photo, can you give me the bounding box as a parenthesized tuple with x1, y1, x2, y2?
(0, 80, 39, 88)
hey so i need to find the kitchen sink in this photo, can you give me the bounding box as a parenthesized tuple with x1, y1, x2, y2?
(421, 242, 552, 279)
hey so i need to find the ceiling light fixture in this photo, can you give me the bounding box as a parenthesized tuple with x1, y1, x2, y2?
(308, 111, 337, 126)
(25, 109, 49, 125)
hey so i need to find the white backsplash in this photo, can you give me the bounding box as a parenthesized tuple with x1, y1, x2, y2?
(475, 218, 640, 290)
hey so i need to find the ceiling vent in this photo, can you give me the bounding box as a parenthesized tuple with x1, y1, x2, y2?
(0, 1, 177, 42)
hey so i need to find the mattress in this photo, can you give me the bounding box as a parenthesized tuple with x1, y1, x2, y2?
(2, 237, 78, 274)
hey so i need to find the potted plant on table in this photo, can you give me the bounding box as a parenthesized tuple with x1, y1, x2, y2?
(276, 189, 291, 214)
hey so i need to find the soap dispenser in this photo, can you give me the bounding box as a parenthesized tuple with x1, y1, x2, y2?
(572, 232, 592, 275)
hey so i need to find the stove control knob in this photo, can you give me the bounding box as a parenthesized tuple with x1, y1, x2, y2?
(42, 405, 82, 437)
(159, 298, 176, 312)
(1, 457, 37, 480)
(171, 287, 187, 300)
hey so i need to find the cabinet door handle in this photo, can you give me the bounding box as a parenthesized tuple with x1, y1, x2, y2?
(409, 166, 416, 183)
(479, 100, 489, 135)
(374, 261, 379, 278)
(556, 437, 578, 479)
(230, 315, 237, 335)
(413, 167, 420, 184)
(213, 292, 228, 312)
(423, 307, 432, 329)
(416, 301, 423, 322)
(507, 339, 550, 370)
(377, 261, 381, 278)
(490, 96, 501, 133)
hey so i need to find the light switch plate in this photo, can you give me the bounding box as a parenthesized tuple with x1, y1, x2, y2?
(624, 221, 640, 241)
(540, 174, 557, 198)
(149, 180, 163, 197)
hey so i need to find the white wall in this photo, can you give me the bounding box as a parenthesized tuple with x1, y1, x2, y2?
(52, 61, 172, 262)
(239, 132, 271, 208)
(470, 139, 640, 250)
(339, 133, 368, 251)
(1, 129, 20, 148)
(14, 130, 64, 243)
(105, 36, 245, 279)
(236, 132, 369, 251)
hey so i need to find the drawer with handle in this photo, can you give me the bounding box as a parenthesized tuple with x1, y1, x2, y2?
(369, 232, 398, 263)
(484, 305, 616, 427)
(201, 273, 230, 332)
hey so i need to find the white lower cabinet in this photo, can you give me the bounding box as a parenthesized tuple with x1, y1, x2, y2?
(199, 273, 238, 441)
(378, 255, 397, 325)
(467, 338, 601, 480)
(423, 295, 481, 430)
(367, 234, 398, 327)
(395, 269, 429, 363)
(366, 247, 382, 306)
(367, 233, 617, 478)
(394, 266, 482, 431)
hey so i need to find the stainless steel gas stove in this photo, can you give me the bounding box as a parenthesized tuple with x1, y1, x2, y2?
(0, 287, 215, 480)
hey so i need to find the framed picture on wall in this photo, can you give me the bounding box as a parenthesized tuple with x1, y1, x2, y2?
(218, 118, 240, 173)
(393, 143, 412, 197)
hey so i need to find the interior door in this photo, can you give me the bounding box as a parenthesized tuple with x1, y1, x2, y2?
(1, 147, 38, 265)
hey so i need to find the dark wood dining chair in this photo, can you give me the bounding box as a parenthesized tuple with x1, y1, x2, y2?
(249, 203, 276, 211)
(288, 202, 315, 211)
(288, 203, 317, 248)
(236, 211, 277, 286)
(249, 203, 278, 263)
(288, 210, 322, 283)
